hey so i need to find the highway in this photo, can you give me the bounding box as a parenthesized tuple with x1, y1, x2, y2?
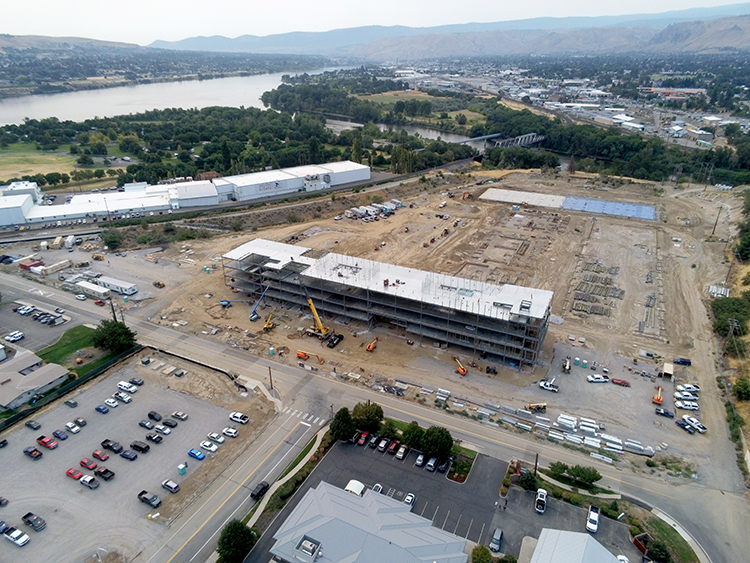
(1, 271, 747, 563)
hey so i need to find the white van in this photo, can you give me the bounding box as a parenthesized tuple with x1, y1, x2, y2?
(117, 381, 138, 394)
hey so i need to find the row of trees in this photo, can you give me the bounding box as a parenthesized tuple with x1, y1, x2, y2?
(331, 402, 455, 460)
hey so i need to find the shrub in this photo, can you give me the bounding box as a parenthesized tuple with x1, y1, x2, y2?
(519, 471, 538, 491)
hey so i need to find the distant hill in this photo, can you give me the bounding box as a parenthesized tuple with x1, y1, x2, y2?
(148, 3, 750, 57)
(0, 34, 138, 51)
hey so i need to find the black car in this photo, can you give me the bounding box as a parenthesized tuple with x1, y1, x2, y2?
(162, 418, 178, 428)
(327, 334, 343, 348)
(676, 420, 696, 434)
(147, 411, 162, 422)
(0, 439, 7, 448)
(129, 377, 144, 386)
(146, 433, 163, 444)
(120, 449, 138, 461)
(139, 420, 154, 430)
(655, 408, 675, 418)
(64, 399, 78, 408)
(74, 417, 87, 427)
(437, 458, 452, 473)
(101, 439, 124, 453)
(25, 420, 41, 430)
(95, 466, 115, 481)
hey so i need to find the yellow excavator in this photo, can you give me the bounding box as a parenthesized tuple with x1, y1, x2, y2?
(452, 356, 467, 376)
(305, 298, 330, 339)
(263, 312, 276, 332)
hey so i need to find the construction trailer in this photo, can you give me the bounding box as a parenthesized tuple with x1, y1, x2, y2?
(96, 276, 138, 295)
(222, 239, 552, 368)
(75, 280, 111, 299)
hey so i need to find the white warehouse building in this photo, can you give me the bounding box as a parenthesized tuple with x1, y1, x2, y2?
(0, 161, 370, 228)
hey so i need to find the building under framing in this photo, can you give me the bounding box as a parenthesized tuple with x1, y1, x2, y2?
(222, 239, 553, 367)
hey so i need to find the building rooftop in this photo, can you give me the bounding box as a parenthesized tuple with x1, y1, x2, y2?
(530, 528, 620, 563)
(270, 481, 468, 563)
(0, 351, 68, 407)
(224, 238, 553, 321)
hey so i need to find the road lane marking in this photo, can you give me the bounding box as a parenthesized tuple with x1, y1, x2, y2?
(164, 423, 301, 563)
(301, 421, 311, 427)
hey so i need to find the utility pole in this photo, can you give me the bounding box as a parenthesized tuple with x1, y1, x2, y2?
(268, 366, 274, 391)
(108, 299, 117, 322)
(711, 206, 721, 237)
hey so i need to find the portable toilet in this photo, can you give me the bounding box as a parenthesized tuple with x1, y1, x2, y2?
(574, 357, 580, 365)
(582, 359, 588, 368)
(178, 463, 187, 475)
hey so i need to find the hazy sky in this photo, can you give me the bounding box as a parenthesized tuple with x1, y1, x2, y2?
(3, 0, 748, 45)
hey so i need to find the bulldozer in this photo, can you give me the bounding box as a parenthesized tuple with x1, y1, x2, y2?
(452, 356, 467, 376)
(153, 281, 165, 288)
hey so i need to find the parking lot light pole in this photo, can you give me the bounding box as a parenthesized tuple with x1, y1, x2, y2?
(108, 299, 117, 322)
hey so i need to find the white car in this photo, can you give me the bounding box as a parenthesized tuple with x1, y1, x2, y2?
(674, 391, 699, 402)
(75, 294, 87, 301)
(403, 492, 415, 506)
(675, 400, 700, 411)
(229, 412, 249, 424)
(155, 425, 171, 435)
(587, 374, 609, 383)
(3, 331, 24, 343)
(677, 384, 701, 393)
(65, 422, 81, 433)
(207, 432, 225, 444)
(200, 440, 218, 452)
(222, 426, 238, 438)
(117, 381, 137, 393)
(683, 415, 707, 433)
(3, 526, 30, 546)
(104, 398, 118, 408)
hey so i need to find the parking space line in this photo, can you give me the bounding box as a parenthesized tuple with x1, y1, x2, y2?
(453, 514, 462, 535)
(477, 523, 486, 545)
(430, 505, 439, 522)
(441, 510, 450, 529)
(162, 422, 302, 563)
(464, 518, 474, 540)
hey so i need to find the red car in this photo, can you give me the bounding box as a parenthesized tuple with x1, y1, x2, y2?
(80, 458, 97, 470)
(387, 440, 401, 455)
(66, 468, 83, 480)
(94, 300, 106, 306)
(92, 450, 109, 461)
(611, 378, 631, 387)
(357, 431, 369, 446)
(36, 435, 58, 449)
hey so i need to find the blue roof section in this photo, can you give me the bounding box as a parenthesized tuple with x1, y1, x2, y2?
(562, 197, 655, 220)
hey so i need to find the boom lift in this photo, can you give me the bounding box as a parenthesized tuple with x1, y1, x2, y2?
(452, 356, 467, 376)
(652, 386, 663, 405)
(366, 338, 378, 352)
(249, 285, 271, 321)
(296, 350, 325, 364)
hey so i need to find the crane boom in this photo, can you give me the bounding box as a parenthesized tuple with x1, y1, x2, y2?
(306, 298, 330, 338)
(249, 285, 270, 321)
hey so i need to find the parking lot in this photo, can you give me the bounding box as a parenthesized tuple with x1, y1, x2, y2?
(0, 302, 80, 352)
(0, 367, 262, 561)
(248, 440, 507, 562)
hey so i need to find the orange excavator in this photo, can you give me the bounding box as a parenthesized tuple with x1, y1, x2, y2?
(452, 356, 467, 376)
(366, 338, 378, 352)
(297, 350, 324, 364)
(652, 386, 663, 405)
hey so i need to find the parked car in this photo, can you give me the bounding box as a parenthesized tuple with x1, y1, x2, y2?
(437, 458, 451, 473)
(222, 426, 238, 438)
(146, 433, 163, 444)
(80, 475, 99, 490)
(23, 447, 43, 460)
(207, 432, 225, 444)
(676, 419, 696, 434)
(95, 466, 115, 481)
(24, 420, 41, 431)
(75, 294, 87, 301)
(674, 391, 699, 402)
(129, 377, 144, 386)
(113, 392, 131, 403)
(372, 483, 383, 494)
(92, 450, 109, 461)
(683, 415, 708, 434)
(66, 468, 83, 480)
(154, 425, 171, 435)
(101, 439, 123, 453)
(377, 439, 390, 452)
(104, 398, 118, 408)
(675, 401, 700, 411)
(117, 381, 137, 393)
(74, 417, 87, 427)
(64, 422, 80, 434)
(64, 399, 78, 408)
(677, 384, 701, 394)
(673, 358, 691, 366)
(80, 458, 97, 470)
(587, 374, 609, 383)
(655, 408, 674, 418)
(229, 412, 249, 424)
(120, 450, 138, 461)
(396, 445, 409, 459)
(95, 405, 109, 414)
(610, 378, 631, 387)
(489, 528, 503, 552)
(52, 429, 68, 440)
(188, 448, 205, 460)
(426, 457, 438, 472)
(162, 479, 180, 493)
(147, 411, 162, 422)
(4, 526, 30, 546)
(162, 418, 178, 428)
(415, 454, 425, 467)
(403, 493, 415, 506)
(368, 434, 380, 448)
(200, 440, 218, 452)
(172, 411, 188, 421)
(94, 300, 105, 306)
(387, 440, 400, 454)
(139, 420, 154, 430)
(357, 431, 369, 446)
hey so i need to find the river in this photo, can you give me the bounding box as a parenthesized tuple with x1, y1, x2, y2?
(0, 69, 341, 126)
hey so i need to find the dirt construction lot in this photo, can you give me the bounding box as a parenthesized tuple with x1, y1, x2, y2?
(131, 169, 742, 489)
(0, 349, 272, 562)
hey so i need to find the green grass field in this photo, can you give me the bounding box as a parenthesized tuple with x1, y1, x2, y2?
(0, 143, 79, 179)
(37, 325, 96, 365)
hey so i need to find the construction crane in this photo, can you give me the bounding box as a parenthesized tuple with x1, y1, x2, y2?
(652, 386, 663, 405)
(263, 312, 276, 332)
(305, 296, 330, 339)
(366, 338, 378, 352)
(297, 350, 324, 364)
(249, 285, 271, 321)
(452, 356, 467, 376)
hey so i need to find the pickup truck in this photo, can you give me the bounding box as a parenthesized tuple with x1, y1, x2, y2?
(585, 505, 600, 533)
(94, 466, 115, 481)
(539, 379, 559, 392)
(22, 512, 46, 531)
(3, 526, 30, 546)
(535, 488, 547, 514)
(138, 490, 161, 508)
(36, 435, 58, 449)
(23, 447, 43, 461)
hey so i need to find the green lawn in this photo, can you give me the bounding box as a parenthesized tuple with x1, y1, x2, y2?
(644, 517, 699, 563)
(37, 325, 96, 365)
(280, 435, 317, 479)
(0, 143, 78, 180)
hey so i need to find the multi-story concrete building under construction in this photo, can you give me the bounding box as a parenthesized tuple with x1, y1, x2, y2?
(222, 239, 553, 367)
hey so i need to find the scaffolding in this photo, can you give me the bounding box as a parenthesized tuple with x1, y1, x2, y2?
(222, 239, 552, 367)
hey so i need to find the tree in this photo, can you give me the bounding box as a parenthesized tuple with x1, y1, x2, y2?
(498, 557, 517, 563)
(548, 461, 568, 477)
(456, 113, 467, 125)
(567, 465, 602, 487)
(734, 377, 750, 401)
(77, 154, 94, 166)
(379, 419, 399, 440)
(101, 228, 122, 250)
(421, 426, 453, 459)
(519, 471, 538, 491)
(402, 421, 424, 450)
(93, 320, 137, 353)
(331, 407, 356, 441)
(471, 544, 493, 563)
(352, 402, 383, 433)
(646, 539, 672, 563)
(217, 520, 257, 563)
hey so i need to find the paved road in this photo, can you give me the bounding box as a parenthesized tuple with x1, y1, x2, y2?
(1, 272, 747, 563)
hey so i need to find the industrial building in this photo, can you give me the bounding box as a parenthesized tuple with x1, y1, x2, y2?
(270, 481, 468, 563)
(0, 351, 70, 410)
(222, 238, 552, 367)
(0, 161, 370, 228)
